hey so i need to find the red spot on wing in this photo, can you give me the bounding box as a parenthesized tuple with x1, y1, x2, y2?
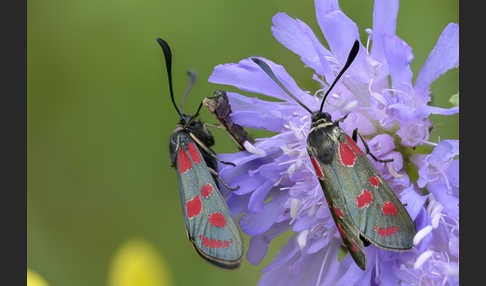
(177, 148, 192, 173)
(375, 226, 400, 237)
(203, 236, 210, 247)
(346, 135, 362, 155)
(336, 224, 347, 239)
(339, 141, 357, 166)
(186, 196, 201, 219)
(356, 189, 373, 209)
(325, 197, 331, 207)
(217, 240, 223, 248)
(200, 184, 214, 198)
(187, 142, 201, 164)
(311, 157, 324, 179)
(382, 201, 398, 216)
(209, 212, 227, 228)
(210, 239, 217, 249)
(351, 242, 359, 252)
(224, 241, 230, 248)
(333, 206, 344, 218)
(369, 175, 381, 188)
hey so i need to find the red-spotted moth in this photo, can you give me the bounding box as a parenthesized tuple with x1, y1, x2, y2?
(252, 41, 416, 270)
(157, 38, 244, 269)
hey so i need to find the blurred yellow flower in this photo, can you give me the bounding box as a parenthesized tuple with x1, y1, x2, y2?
(27, 269, 49, 286)
(108, 238, 173, 286)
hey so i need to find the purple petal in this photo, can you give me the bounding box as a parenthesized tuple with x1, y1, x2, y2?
(314, 0, 369, 82)
(261, 236, 299, 273)
(209, 57, 307, 102)
(415, 23, 459, 100)
(226, 92, 287, 131)
(446, 160, 459, 189)
(427, 180, 458, 219)
(239, 192, 288, 236)
(400, 185, 428, 220)
(379, 262, 400, 285)
(367, 134, 395, 157)
(247, 221, 289, 265)
(272, 12, 333, 77)
(306, 235, 330, 254)
(371, 0, 399, 62)
(292, 215, 317, 232)
(340, 112, 376, 136)
(227, 193, 250, 218)
(248, 180, 276, 213)
(384, 35, 413, 90)
(423, 105, 459, 117)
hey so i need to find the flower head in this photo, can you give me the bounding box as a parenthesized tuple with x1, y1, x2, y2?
(209, 0, 458, 285)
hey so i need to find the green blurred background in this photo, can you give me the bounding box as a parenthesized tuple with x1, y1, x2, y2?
(28, 0, 458, 285)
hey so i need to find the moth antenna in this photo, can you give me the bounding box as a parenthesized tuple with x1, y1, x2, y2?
(319, 40, 360, 112)
(156, 37, 183, 119)
(251, 58, 312, 114)
(180, 70, 197, 114)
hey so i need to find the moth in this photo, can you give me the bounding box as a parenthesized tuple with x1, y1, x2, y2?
(252, 40, 416, 270)
(157, 38, 244, 269)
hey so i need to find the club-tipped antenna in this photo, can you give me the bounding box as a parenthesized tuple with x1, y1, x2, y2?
(251, 58, 313, 114)
(156, 37, 183, 118)
(319, 40, 360, 112)
(180, 70, 197, 114)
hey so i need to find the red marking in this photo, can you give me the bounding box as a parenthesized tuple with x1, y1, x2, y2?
(351, 242, 359, 252)
(334, 206, 344, 218)
(209, 213, 227, 228)
(375, 226, 400, 237)
(211, 239, 217, 248)
(339, 141, 357, 166)
(325, 198, 331, 207)
(177, 148, 192, 173)
(346, 135, 362, 155)
(336, 224, 346, 239)
(203, 236, 209, 247)
(187, 142, 201, 164)
(199, 234, 203, 241)
(356, 189, 373, 209)
(369, 175, 381, 188)
(217, 240, 223, 248)
(224, 241, 230, 248)
(311, 157, 324, 179)
(382, 201, 398, 216)
(186, 196, 201, 219)
(200, 184, 214, 198)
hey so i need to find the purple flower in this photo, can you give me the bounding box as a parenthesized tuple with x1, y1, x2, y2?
(209, 0, 459, 285)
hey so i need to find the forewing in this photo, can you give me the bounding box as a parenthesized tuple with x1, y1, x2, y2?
(325, 195, 367, 270)
(175, 133, 244, 268)
(316, 132, 415, 250)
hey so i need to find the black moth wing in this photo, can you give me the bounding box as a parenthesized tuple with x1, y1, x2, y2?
(172, 131, 244, 269)
(308, 125, 415, 252)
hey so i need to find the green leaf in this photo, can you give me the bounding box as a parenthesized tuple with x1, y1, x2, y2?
(337, 245, 348, 262)
(449, 93, 459, 106)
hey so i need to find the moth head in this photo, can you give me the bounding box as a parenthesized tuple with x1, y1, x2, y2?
(310, 111, 332, 127)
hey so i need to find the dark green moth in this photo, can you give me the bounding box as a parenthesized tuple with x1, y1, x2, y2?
(252, 40, 416, 270)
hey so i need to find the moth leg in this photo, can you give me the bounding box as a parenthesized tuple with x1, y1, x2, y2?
(353, 128, 393, 164)
(205, 123, 225, 129)
(334, 113, 349, 125)
(189, 132, 236, 167)
(208, 167, 240, 191)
